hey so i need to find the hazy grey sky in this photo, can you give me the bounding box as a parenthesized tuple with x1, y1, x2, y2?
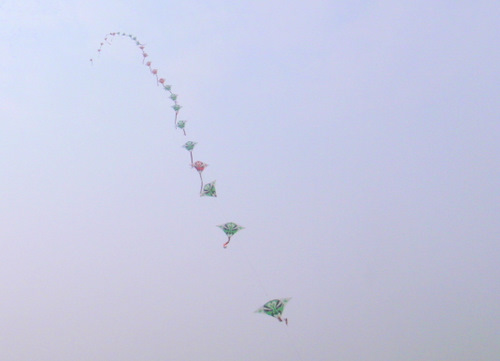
(1, 1, 498, 360)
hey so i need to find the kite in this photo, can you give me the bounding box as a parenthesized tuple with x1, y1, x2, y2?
(172, 104, 182, 126)
(255, 298, 291, 325)
(177, 120, 187, 136)
(183, 141, 197, 164)
(192, 161, 208, 193)
(201, 181, 217, 197)
(217, 222, 244, 248)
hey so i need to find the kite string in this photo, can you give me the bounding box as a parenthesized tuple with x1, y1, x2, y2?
(285, 327, 305, 361)
(240, 248, 270, 299)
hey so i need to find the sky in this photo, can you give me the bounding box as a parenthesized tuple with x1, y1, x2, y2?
(0, 0, 499, 360)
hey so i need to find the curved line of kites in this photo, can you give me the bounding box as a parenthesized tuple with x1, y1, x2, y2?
(91, 32, 291, 326)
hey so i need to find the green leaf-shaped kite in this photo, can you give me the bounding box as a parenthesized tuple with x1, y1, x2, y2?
(177, 120, 187, 135)
(182, 141, 197, 151)
(217, 222, 244, 248)
(183, 141, 197, 163)
(255, 298, 291, 324)
(201, 181, 217, 197)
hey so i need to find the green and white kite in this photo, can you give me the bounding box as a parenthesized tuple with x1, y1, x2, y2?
(201, 181, 217, 197)
(217, 222, 244, 248)
(183, 141, 197, 163)
(255, 298, 291, 325)
(177, 120, 187, 135)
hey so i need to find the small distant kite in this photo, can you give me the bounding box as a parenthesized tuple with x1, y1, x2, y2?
(255, 298, 291, 325)
(177, 120, 187, 136)
(217, 222, 244, 248)
(192, 161, 208, 193)
(183, 141, 197, 163)
(201, 181, 217, 197)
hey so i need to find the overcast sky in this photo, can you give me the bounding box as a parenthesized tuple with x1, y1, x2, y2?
(0, 1, 498, 360)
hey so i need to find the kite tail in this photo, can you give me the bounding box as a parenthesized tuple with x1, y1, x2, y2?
(199, 172, 204, 194)
(190, 152, 194, 164)
(240, 251, 270, 297)
(182, 128, 186, 136)
(223, 237, 231, 248)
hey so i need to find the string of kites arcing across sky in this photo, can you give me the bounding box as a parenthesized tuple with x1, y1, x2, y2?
(91, 31, 293, 339)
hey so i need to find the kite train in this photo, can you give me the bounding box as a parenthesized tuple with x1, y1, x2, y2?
(92, 33, 291, 331)
(91, 32, 216, 198)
